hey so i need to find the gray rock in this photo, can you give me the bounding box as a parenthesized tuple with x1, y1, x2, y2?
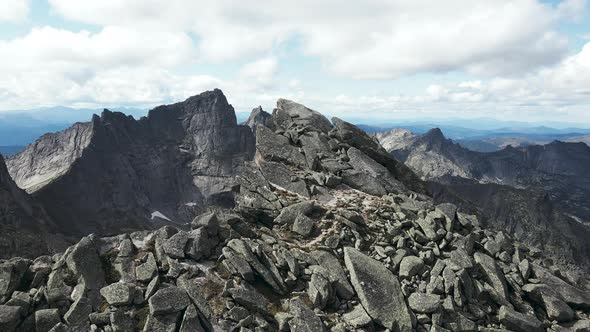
(275, 312, 293, 332)
(89, 312, 110, 325)
(288, 298, 327, 332)
(0, 305, 21, 332)
(399, 255, 425, 279)
(222, 247, 254, 281)
(227, 239, 286, 294)
(344, 247, 412, 331)
(308, 272, 332, 309)
(162, 231, 189, 259)
(148, 286, 190, 315)
(110, 310, 133, 332)
(256, 125, 307, 167)
(190, 212, 219, 235)
(228, 287, 270, 315)
(0, 258, 30, 301)
(136, 253, 158, 282)
(186, 227, 212, 260)
(474, 252, 509, 302)
(176, 276, 214, 324)
(275, 99, 333, 133)
(408, 292, 441, 313)
(498, 306, 543, 332)
(346, 147, 405, 194)
(518, 259, 531, 280)
(292, 214, 314, 237)
(65, 236, 105, 291)
(522, 283, 574, 322)
(342, 305, 372, 328)
(259, 161, 309, 198)
(145, 275, 160, 300)
(532, 264, 590, 309)
(35, 309, 61, 332)
(179, 304, 205, 332)
(243, 106, 271, 134)
(310, 250, 354, 300)
(47, 323, 71, 332)
(143, 312, 180, 332)
(100, 283, 134, 306)
(274, 201, 315, 224)
(63, 297, 92, 330)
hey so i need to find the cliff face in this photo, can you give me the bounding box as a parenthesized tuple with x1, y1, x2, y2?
(7, 89, 255, 236)
(0, 154, 66, 258)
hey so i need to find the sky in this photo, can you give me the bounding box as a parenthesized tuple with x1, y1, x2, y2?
(0, 0, 589, 125)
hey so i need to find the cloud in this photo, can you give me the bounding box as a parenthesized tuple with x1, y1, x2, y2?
(47, 0, 580, 78)
(0, 0, 30, 23)
(0, 26, 198, 108)
(322, 41, 590, 123)
(238, 57, 279, 90)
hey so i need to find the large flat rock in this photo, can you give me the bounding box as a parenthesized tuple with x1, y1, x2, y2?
(343, 247, 412, 331)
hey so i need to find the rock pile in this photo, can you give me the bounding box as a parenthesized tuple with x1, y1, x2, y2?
(1, 97, 590, 331)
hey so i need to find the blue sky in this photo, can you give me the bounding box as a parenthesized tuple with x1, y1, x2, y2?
(0, 0, 589, 125)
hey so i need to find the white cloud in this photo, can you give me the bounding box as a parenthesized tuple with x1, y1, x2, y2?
(238, 57, 279, 90)
(321, 41, 590, 123)
(0, 0, 29, 22)
(47, 0, 580, 78)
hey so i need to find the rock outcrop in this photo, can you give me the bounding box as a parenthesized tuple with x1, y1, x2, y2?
(7, 89, 255, 236)
(242, 106, 271, 136)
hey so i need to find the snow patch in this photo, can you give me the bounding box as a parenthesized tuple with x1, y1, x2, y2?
(151, 211, 171, 221)
(185, 202, 197, 207)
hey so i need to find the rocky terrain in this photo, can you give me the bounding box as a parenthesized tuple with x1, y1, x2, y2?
(376, 128, 590, 270)
(6, 90, 255, 237)
(1, 96, 590, 332)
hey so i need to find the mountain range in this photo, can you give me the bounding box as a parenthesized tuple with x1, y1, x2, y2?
(0, 90, 590, 331)
(377, 128, 590, 269)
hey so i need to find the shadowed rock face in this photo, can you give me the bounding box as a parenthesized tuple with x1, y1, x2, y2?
(0, 154, 67, 258)
(378, 127, 590, 270)
(7, 89, 255, 236)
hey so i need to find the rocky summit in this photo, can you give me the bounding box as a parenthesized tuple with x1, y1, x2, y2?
(1, 91, 590, 332)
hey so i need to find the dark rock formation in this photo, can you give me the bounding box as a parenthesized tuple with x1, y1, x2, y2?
(0, 154, 66, 259)
(7, 89, 255, 237)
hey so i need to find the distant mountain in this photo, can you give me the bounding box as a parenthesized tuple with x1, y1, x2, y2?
(0, 106, 145, 146)
(377, 127, 590, 268)
(567, 134, 590, 146)
(6, 90, 255, 237)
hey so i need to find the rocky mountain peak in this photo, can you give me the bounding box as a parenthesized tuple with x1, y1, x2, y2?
(274, 98, 333, 133)
(6, 89, 255, 237)
(243, 106, 271, 135)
